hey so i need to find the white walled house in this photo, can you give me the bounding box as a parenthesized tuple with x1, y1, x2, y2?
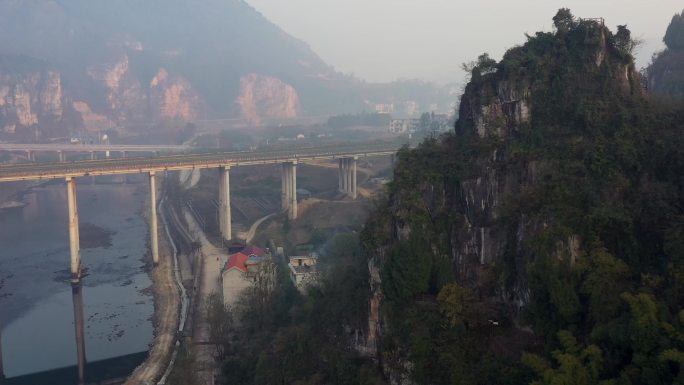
(288, 255, 319, 291)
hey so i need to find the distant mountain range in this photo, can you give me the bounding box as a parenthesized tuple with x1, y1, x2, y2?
(0, 0, 453, 141)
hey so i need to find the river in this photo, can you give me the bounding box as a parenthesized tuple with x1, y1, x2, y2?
(0, 177, 154, 379)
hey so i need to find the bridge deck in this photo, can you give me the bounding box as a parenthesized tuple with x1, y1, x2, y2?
(0, 143, 403, 182)
(0, 143, 189, 152)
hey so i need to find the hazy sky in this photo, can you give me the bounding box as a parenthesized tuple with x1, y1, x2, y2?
(245, 0, 683, 84)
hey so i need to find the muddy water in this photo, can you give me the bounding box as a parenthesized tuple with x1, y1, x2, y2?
(0, 178, 153, 378)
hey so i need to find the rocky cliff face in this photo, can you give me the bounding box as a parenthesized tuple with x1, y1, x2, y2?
(0, 0, 338, 139)
(87, 54, 147, 123)
(0, 57, 70, 138)
(237, 73, 299, 125)
(362, 20, 645, 383)
(71, 101, 113, 133)
(150, 68, 200, 121)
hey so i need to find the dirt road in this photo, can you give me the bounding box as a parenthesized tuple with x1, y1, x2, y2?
(184, 209, 223, 385)
(124, 201, 181, 385)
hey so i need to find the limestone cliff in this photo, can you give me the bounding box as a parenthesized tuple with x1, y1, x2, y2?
(72, 101, 114, 133)
(149, 68, 200, 121)
(0, 57, 68, 138)
(237, 73, 300, 125)
(87, 55, 147, 122)
(362, 18, 647, 383)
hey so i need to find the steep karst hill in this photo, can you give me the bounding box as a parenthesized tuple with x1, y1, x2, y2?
(647, 9, 684, 98)
(362, 10, 684, 384)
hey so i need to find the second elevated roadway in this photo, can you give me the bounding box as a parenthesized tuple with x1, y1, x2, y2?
(0, 142, 405, 182)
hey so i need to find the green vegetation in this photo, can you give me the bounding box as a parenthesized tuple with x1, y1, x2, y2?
(362, 9, 684, 384)
(181, 9, 684, 385)
(647, 9, 684, 97)
(207, 233, 385, 385)
(664, 9, 684, 50)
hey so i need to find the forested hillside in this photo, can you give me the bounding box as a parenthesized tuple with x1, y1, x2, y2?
(362, 9, 684, 384)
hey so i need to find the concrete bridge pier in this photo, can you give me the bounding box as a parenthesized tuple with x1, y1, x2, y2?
(346, 158, 353, 197)
(72, 283, 87, 385)
(338, 159, 344, 192)
(59, 151, 66, 162)
(283, 163, 291, 211)
(149, 172, 159, 265)
(351, 156, 358, 199)
(281, 163, 290, 210)
(289, 161, 298, 220)
(89, 151, 95, 160)
(337, 157, 358, 199)
(341, 158, 348, 193)
(281, 162, 297, 219)
(0, 319, 4, 380)
(25, 150, 35, 162)
(219, 166, 232, 241)
(66, 177, 82, 283)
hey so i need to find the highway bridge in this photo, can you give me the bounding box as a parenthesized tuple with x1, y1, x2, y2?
(0, 142, 401, 182)
(0, 141, 403, 285)
(0, 143, 190, 161)
(0, 141, 404, 385)
(0, 143, 189, 152)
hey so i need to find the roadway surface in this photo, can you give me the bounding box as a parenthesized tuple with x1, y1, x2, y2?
(0, 143, 189, 152)
(0, 142, 405, 182)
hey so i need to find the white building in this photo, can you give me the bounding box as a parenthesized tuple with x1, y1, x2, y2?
(389, 118, 419, 133)
(288, 255, 319, 291)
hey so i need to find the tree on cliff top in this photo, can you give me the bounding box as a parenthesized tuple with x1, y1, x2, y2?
(553, 8, 576, 33)
(664, 9, 684, 50)
(647, 9, 684, 97)
(461, 53, 497, 82)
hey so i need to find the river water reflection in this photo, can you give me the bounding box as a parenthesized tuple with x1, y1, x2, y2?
(0, 177, 153, 378)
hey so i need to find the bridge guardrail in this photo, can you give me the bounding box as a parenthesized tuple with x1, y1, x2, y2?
(0, 143, 405, 181)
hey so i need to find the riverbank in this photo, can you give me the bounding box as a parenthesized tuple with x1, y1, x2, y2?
(124, 186, 181, 384)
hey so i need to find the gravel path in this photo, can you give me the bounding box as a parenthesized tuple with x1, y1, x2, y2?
(238, 212, 277, 244)
(123, 199, 181, 385)
(184, 208, 223, 385)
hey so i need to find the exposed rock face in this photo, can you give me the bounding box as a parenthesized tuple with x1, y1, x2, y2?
(237, 73, 299, 125)
(72, 101, 114, 132)
(88, 55, 147, 122)
(461, 80, 531, 138)
(150, 68, 200, 121)
(0, 63, 65, 136)
(87, 60, 201, 124)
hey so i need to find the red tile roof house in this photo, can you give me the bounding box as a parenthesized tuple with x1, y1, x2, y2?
(221, 246, 270, 306)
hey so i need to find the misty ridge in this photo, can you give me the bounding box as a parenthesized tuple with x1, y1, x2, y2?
(0, 0, 451, 141)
